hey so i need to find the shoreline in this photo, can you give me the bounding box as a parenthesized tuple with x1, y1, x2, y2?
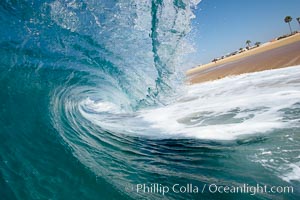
(187, 33, 300, 84)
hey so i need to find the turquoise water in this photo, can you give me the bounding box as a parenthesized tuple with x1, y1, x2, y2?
(1, 1, 300, 199)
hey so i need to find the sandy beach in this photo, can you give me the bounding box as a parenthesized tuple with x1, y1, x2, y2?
(187, 33, 300, 84)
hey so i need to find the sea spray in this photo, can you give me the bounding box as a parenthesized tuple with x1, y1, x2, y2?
(47, 0, 201, 109)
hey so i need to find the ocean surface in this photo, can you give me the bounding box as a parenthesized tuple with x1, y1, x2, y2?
(0, 0, 299, 199)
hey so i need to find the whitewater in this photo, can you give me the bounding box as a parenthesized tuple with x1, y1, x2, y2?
(0, 0, 299, 199)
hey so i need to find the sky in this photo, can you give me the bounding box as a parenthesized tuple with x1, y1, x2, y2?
(186, 0, 300, 68)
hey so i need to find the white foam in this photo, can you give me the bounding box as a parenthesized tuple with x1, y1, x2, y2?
(281, 162, 300, 182)
(82, 98, 120, 113)
(251, 133, 300, 183)
(138, 65, 300, 140)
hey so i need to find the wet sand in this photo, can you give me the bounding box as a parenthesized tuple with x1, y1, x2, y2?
(187, 33, 300, 84)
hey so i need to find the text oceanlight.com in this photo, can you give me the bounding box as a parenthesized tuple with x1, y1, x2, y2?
(135, 183, 294, 196)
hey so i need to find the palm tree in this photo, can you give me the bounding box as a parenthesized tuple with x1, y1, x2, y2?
(246, 40, 251, 49)
(254, 42, 261, 47)
(297, 17, 300, 29)
(284, 16, 293, 34)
